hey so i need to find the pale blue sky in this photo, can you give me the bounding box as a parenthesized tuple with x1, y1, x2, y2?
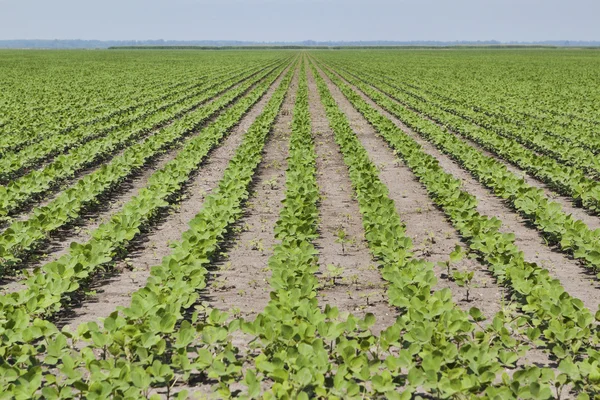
(1, 0, 598, 42)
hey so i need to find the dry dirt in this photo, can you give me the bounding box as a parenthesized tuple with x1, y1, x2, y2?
(207, 66, 298, 319)
(307, 62, 398, 333)
(327, 64, 600, 315)
(53, 65, 293, 328)
(314, 62, 506, 322)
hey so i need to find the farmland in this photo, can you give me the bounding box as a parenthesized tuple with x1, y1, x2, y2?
(1, 48, 600, 398)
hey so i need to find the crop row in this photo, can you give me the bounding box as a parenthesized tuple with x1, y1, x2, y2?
(316, 57, 600, 397)
(0, 68, 196, 146)
(308, 59, 537, 398)
(239, 61, 331, 398)
(0, 60, 290, 337)
(356, 65, 600, 186)
(322, 62, 600, 282)
(0, 59, 297, 399)
(0, 52, 286, 153)
(349, 51, 600, 133)
(359, 61, 600, 154)
(0, 69, 206, 154)
(391, 74, 600, 155)
(0, 61, 287, 277)
(331, 62, 600, 216)
(0, 62, 274, 220)
(0, 62, 278, 182)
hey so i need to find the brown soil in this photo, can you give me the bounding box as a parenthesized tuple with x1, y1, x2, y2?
(326, 66, 600, 315)
(306, 63, 398, 333)
(207, 67, 298, 320)
(57, 65, 294, 330)
(318, 63, 557, 372)
(313, 63, 503, 322)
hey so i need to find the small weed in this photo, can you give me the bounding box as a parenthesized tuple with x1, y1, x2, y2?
(326, 264, 344, 286)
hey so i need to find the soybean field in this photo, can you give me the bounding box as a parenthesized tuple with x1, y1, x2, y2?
(1, 48, 600, 399)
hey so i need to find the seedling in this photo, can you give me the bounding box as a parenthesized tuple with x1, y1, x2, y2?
(426, 231, 437, 244)
(453, 270, 475, 302)
(264, 176, 278, 190)
(249, 238, 264, 253)
(123, 257, 134, 270)
(326, 264, 344, 286)
(360, 291, 381, 307)
(211, 279, 225, 290)
(438, 244, 464, 279)
(335, 227, 350, 254)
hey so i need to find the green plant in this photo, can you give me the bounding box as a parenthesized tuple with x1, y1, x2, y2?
(325, 264, 344, 286)
(437, 244, 464, 279)
(335, 226, 350, 254)
(453, 270, 475, 302)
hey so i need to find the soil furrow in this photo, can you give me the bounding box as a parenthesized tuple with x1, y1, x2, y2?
(325, 65, 600, 314)
(306, 63, 398, 332)
(206, 68, 298, 320)
(0, 70, 276, 293)
(313, 63, 503, 322)
(58, 65, 295, 329)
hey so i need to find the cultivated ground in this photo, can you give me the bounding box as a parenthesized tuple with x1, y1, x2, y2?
(1, 49, 599, 398)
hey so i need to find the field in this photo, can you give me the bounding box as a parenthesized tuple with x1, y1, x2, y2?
(1, 48, 600, 399)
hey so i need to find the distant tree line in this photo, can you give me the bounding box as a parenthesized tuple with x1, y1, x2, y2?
(1, 39, 599, 49)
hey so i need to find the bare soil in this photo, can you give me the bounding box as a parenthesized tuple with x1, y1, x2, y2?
(319, 63, 557, 371)
(332, 66, 600, 315)
(56, 65, 294, 330)
(206, 68, 298, 320)
(307, 63, 398, 333)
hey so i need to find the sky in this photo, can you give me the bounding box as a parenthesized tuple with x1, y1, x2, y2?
(1, 0, 599, 42)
